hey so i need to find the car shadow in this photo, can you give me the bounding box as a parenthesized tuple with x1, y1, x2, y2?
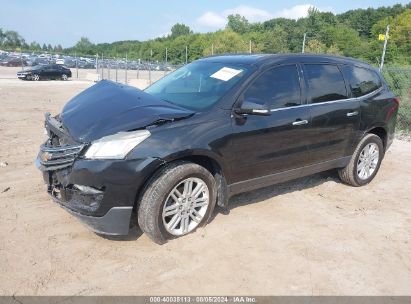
(212, 170, 342, 219)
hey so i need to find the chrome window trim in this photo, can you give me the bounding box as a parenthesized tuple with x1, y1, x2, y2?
(269, 86, 383, 113)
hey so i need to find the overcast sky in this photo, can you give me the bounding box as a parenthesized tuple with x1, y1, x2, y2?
(0, 0, 408, 47)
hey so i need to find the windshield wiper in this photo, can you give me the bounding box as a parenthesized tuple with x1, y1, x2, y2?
(145, 113, 194, 129)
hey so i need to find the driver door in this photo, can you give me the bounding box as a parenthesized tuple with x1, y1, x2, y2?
(228, 64, 312, 186)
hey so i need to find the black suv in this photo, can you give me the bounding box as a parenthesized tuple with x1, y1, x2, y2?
(17, 64, 72, 81)
(36, 54, 399, 244)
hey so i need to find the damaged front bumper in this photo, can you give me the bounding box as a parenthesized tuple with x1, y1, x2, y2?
(36, 114, 162, 236)
(36, 154, 162, 235)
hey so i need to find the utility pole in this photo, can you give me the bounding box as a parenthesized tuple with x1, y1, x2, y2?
(249, 40, 252, 53)
(115, 59, 118, 82)
(302, 33, 307, 53)
(185, 45, 188, 64)
(380, 25, 390, 71)
(165, 48, 168, 64)
(101, 53, 104, 80)
(20, 50, 24, 70)
(125, 53, 128, 84)
(211, 44, 214, 55)
(75, 51, 78, 78)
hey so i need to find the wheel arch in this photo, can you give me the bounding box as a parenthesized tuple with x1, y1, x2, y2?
(366, 126, 388, 151)
(134, 151, 229, 212)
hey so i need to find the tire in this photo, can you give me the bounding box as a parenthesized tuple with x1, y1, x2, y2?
(32, 74, 40, 81)
(338, 134, 384, 187)
(61, 74, 68, 81)
(138, 161, 217, 244)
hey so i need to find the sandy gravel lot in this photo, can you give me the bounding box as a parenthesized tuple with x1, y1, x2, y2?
(0, 72, 410, 296)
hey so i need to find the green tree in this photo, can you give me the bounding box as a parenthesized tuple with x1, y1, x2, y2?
(170, 23, 192, 38)
(212, 30, 248, 54)
(305, 39, 327, 53)
(245, 27, 289, 53)
(322, 25, 366, 58)
(0, 28, 5, 45)
(326, 44, 341, 55)
(29, 41, 40, 51)
(3, 30, 24, 48)
(74, 37, 95, 55)
(227, 14, 250, 34)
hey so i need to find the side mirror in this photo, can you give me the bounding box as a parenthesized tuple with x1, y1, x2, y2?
(234, 98, 271, 116)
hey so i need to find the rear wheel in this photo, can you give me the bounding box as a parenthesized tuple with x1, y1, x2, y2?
(32, 74, 40, 81)
(138, 161, 217, 244)
(338, 134, 384, 186)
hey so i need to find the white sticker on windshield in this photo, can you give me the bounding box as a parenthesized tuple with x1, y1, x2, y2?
(210, 67, 242, 81)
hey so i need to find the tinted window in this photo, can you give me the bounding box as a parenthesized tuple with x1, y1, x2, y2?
(304, 64, 347, 103)
(342, 65, 382, 97)
(243, 65, 301, 109)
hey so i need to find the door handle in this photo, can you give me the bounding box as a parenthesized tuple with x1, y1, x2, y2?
(292, 119, 308, 126)
(347, 111, 359, 117)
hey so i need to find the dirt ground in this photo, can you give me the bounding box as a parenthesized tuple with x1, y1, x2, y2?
(0, 69, 410, 296)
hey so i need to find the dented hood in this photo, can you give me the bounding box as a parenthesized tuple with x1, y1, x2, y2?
(60, 80, 193, 142)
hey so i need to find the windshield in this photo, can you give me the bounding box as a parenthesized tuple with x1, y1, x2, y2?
(145, 61, 250, 111)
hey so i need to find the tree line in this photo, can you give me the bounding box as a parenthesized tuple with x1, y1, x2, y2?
(1, 3, 410, 66)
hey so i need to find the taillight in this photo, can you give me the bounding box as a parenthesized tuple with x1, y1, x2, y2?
(386, 97, 400, 121)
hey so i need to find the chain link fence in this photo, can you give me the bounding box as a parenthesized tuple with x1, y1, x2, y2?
(2, 49, 411, 136)
(382, 67, 411, 136)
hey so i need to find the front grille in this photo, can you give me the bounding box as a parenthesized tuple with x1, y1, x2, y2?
(39, 143, 84, 171)
(38, 113, 84, 171)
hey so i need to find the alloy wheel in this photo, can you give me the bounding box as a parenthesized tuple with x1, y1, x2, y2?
(162, 177, 209, 236)
(357, 143, 379, 180)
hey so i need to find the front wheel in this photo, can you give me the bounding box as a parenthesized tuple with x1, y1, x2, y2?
(138, 161, 217, 244)
(338, 134, 384, 186)
(61, 74, 68, 81)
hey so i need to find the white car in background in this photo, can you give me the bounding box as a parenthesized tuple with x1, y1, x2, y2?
(56, 58, 65, 65)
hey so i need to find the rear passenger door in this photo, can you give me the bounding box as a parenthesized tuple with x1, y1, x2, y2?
(302, 64, 360, 164)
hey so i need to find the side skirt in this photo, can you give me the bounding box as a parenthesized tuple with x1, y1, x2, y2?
(227, 156, 351, 196)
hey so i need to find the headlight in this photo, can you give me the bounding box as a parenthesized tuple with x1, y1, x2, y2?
(84, 130, 150, 160)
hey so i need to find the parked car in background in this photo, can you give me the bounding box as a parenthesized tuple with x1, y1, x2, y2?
(0, 57, 27, 67)
(56, 58, 65, 65)
(36, 54, 399, 244)
(77, 60, 95, 69)
(17, 64, 72, 80)
(31, 58, 51, 66)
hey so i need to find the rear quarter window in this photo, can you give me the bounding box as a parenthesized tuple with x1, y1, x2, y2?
(341, 65, 382, 97)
